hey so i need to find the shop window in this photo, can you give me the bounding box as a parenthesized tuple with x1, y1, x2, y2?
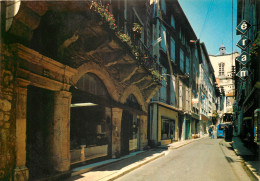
(70, 73, 111, 162)
(161, 118, 175, 140)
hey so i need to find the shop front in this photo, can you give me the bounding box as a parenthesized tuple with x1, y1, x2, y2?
(70, 73, 112, 164)
(150, 102, 179, 145)
(121, 94, 142, 155)
(200, 114, 209, 135)
(191, 113, 200, 139)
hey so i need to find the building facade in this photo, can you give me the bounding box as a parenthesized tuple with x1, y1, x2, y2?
(198, 43, 217, 135)
(0, 1, 161, 180)
(209, 45, 239, 123)
(148, 0, 218, 145)
(235, 0, 260, 154)
(148, 0, 198, 145)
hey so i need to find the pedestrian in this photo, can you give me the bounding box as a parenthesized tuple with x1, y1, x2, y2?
(211, 128, 215, 139)
(208, 127, 212, 137)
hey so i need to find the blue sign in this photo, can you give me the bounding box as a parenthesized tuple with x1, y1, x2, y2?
(236, 20, 251, 34)
(236, 67, 249, 80)
(200, 95, 205, 100)
(237, 36, 251, 50)
(236, 51, 250, 65)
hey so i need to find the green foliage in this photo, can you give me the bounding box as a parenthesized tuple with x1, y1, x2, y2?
(249, 31, 260, 59)
(119, 33, 131, 42)
(133, 23, 142, 34)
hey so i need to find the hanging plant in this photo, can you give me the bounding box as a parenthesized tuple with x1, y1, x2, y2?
(90, 1, 117, 30)
(119, 33, 131, 42)
(133, 23, 143, 34)
(249, 31, 260, 59)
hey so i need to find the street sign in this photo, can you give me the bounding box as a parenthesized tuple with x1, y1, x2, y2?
(236, 51, 250, 65)
(237, 35, 251, 50)
(236, 20, 251, 34)
(236, 67, 249, 80)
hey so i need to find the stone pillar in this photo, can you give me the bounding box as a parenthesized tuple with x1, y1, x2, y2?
(140, 115, 148, 150)
(14, 79, 30, 181)
(80, 145, 86, 162)
(181, 116, 186, 141)
(111, 108, 122, 158)
(53, 91, 72, 172)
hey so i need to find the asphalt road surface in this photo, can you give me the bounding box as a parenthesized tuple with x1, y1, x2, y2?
(116, 137, 251, 181)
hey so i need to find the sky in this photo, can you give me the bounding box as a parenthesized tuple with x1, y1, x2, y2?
(178, 0, 241, 55)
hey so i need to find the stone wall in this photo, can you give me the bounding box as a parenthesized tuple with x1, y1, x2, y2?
(0, 44, 16, 180)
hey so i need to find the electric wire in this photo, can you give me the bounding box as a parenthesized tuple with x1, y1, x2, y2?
(199, 0, 214, 38)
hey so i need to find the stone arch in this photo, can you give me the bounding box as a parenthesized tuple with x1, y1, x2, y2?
(120, 85, 146, 112)
(71, 62, 120, 102)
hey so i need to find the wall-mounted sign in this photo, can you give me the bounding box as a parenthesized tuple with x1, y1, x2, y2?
(236, 67, 249, 80)
(200, 95, 205, 100)
(236, 51, 250, 65)
(237, 35, 251, 50)
(236, 20, 251, 34)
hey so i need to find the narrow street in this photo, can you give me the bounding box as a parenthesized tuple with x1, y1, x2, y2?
(116, 138, 251, 181)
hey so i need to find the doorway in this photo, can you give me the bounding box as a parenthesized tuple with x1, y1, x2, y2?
(26, 86, 54, 180)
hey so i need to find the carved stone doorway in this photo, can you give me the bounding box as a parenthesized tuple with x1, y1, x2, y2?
(26, 86, 54, 180)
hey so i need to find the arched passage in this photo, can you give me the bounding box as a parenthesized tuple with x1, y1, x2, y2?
(121, 94, 142, 155)
(70, 72, 113, 164)
(72, 62, 120, 102)
(120, 85, 146, 112)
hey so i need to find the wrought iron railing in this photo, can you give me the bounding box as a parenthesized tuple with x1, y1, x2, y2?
(90, 1, 161, 81)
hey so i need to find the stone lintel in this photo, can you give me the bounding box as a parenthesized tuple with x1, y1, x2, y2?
(11, 43, 77, 77)
(18, 68, 71, 91)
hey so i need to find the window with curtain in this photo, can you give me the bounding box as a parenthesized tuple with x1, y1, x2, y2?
(171, 15, 175, 29)
(179, 81, 183, 109)
(161, 0, 166, 14)
(180, 49, 184, 72)
(170, 75, 176, 105)
(170, 37, 175, 62)
(186, 57, 190, 74)
(160, 67, 167, 102)
(160, 24, 167, 52)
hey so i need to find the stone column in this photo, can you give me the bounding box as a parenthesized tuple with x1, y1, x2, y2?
(140, 115, 148, 150)
(14, 79, 30, 181)
(111, 108, 122, 158)
(53, 91, 72, 172)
